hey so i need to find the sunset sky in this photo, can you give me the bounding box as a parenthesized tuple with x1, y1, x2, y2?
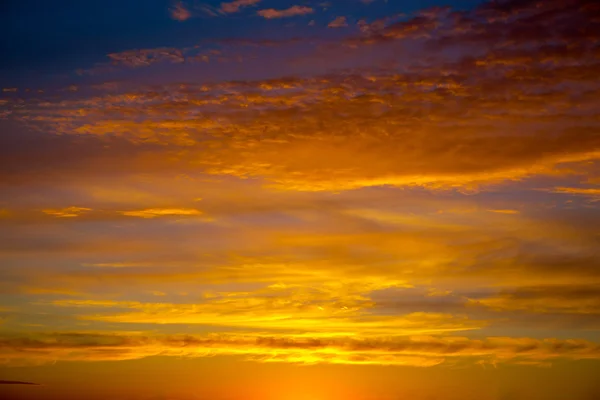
(1, 0, 600, 399)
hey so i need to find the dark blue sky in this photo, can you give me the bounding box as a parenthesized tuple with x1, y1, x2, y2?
(1, 0, 484, 86)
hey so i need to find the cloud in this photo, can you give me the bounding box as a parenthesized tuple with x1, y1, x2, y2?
(471, 284, 600, 315)
(368, 14, 438, 40)
(107, 48, 185, 67)
(81, 262, 149, 268)
(347, 0, 599, 51)
(487, 209, 520, 214)
(258, 6, 314, 19)
(0, 380, 41, 385)
(10, 2, 600, 193)
(4, 196, 599, 305)
(549, 187, 600, 197)
(42, 207, 91, 218)
(0, 332, 598, 368)
(120, 208, 204, 218)
(357, 17, 388, 34)
(221, 0, 261, 14)
(49, 281, 485, 335)
(328, 16, 348, 28)
(12, 70, 600, 192)
(169, 1, 191, 21)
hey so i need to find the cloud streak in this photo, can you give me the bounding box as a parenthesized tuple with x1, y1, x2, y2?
(0, 380, 41, 385)
(0, 332, 598, 368)
(120, 208, 204, 218)
(258, 6, 314, 19)
(42, 207, 92, 218)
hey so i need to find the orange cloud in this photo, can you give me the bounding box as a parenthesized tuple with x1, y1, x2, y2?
(487, 209, 520, 214)
(0, 332, 598, 368)
(48, 278, 484, 335)
(120, 208, 204, 218)
(81, 262, 150, 268)
(14, 71, 600, 192)
(42, 206, 92, 218)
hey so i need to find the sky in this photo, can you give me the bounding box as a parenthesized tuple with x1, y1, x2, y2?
(1, 0, 599, 399)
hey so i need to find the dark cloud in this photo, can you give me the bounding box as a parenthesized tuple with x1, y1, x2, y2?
(471, 284, 600, 315)
(350, 0, 600, 56)
(0, 380, 41, 385)
(107, 48, 185, 68)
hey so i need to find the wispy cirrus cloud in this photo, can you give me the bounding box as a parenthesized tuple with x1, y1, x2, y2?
(42, 207, 92, 218)
(258, 5, 314, 19)
(0, 332, 598, 368)
(47, 277, 483, 335)
(120, 208, 204, 218)
(487, 209, 520, 215)
(81, 262, 150, 268)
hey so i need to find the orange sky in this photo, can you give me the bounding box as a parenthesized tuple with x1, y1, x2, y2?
(1, 0, 600, 399)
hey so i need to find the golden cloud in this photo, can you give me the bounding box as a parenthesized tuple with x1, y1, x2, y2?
(0, 332, 598, 368)
(42, 206, 92, 218)
(46, 278, 484, 336)
(120, 208, 204, 218)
